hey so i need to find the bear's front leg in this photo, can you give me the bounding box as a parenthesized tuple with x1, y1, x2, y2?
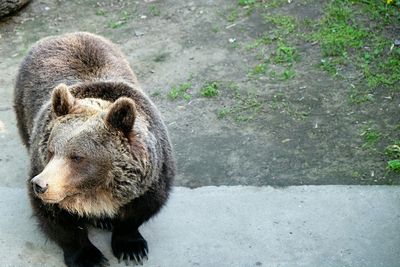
(36, 207, 109, 267)
(112, 220, 148, 265)
(63, 236, 109, 267)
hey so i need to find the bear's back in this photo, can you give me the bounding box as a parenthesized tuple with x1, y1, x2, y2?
(14, 32, 138, 143)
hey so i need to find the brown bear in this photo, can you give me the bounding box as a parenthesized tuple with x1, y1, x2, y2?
(14, 32, 175, 267)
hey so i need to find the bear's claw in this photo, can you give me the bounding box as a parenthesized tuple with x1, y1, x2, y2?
(92, 218, 113, 231)
(112, 231, 148, 266)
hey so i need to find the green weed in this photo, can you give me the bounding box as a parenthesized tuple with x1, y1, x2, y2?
(387, 159, 400, 173)
(360, 127, 381, 149)
(281, 68, 295, 80)
(96, 9, 106, 16)
(251, 63, 267, 75)
(168, 83, 192, 101)
(217, 107, 230, 119)
(217, 89, 263, 122)
(108, 11, 131, 29)
(149, 5, 161, 16)
(227, 9, 238, 22)
(246, 34, 272, 49)
(238, 0, 256, 6)
(269, 93, 310, 120)
(273, 42, 298, 64)
(265, 15, 295, 35)
(385, 143, 400, 159)
(200, 82, 219, 97)
(211, 26, 219, 33)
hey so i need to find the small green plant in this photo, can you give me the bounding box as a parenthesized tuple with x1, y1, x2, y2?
(265, 15, 296, 34)
(168, 83, 192, 101)
(200, 82, 219, 97)
(385, 143, 400, 159)
(238, 0, 256, 6)
(217, 107, 230, 119)
(387, 159, 400, 172)
(96, 9, 106, 16)
(273, 42, 298, 64)
(251, 63, 267, 75)
(211, 26, 219, 33)
(246, 35, 272, 49)
(108, 11, 131, 29)
(269, 93, 310, 120)
(218, 91, 263, 122)
(227, 9, 238, 22)
(281, 68, 295, 80)
(149, 4, 161, 16)
(360, 127, 381, 148)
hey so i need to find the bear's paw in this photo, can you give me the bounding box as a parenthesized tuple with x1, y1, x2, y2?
(112, 230, 148, 266)
(64, 244, 109, 267)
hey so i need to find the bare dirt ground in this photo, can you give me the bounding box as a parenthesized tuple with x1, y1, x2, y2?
(0, 0, 399, 188)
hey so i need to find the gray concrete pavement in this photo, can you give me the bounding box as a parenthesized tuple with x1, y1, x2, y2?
(0, 185, 399, 267)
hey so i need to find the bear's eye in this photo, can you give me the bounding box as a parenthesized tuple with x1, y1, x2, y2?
(70, 155, 84, 163)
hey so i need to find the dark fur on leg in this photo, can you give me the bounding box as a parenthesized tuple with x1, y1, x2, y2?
(31, 196, 109, 267)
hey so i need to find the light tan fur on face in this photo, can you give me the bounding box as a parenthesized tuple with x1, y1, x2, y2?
(59, 188, 121, 218)
(34, 158, 74, 203)
(38, 157, 120, 217)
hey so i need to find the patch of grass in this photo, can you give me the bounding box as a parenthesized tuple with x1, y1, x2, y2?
(280, 68, 295, 80)
(232, 94, 263, 122)
(385, 143, 400, 159)
(238, 0, 256, 6)
(265, 14, 296, 35)
(211, 26, 219, 33)
(387, 160, 400, 173)
(217, 88, 263, 122)
(272, 42, 298, 64)
(217, 107, 230, 119)
(360, 127, 381, 149)
(96, 9, 106, 16)
(250, 63, 267, 75)
(246, 34, 272, 49)
(310, 0, 400, 104)
(355, 0, 400, 25)
(269, 93, 310, 120)
(366, 47, 400, 88)
(348, 89, 374, 104)
(313, 23, 368, 58)
(108, 11, 132, 29)
(200, 82, 219, 97)
(227, 9, 238, 22)
(263, 0, 288, 8)
(168, 83, 192, 101)
(149, 4, 161, 16)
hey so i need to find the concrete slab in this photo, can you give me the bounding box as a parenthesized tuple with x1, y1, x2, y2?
(0, 186, 399, 267)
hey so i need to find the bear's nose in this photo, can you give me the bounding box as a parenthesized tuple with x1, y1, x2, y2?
(31, 177, 48, 194)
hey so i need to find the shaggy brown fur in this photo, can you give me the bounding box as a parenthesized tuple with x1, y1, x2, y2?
(14, 32, 175, 267)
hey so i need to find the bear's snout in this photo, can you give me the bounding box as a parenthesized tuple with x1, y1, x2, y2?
(31, 176, 48, 194)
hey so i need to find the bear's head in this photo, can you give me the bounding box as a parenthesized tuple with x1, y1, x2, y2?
(30, 84, 148, 217)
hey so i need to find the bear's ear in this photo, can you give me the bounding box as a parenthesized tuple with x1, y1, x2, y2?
(51, 84, 75, 117)
(104, 97, 136, 136)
